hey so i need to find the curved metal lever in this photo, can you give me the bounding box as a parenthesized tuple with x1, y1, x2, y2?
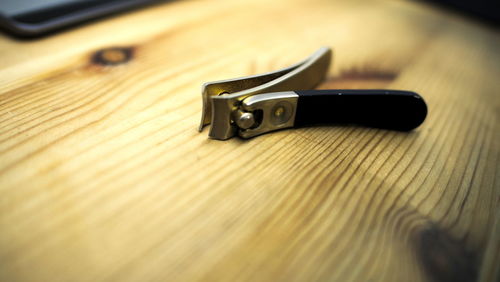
(199, 47, 332, 140)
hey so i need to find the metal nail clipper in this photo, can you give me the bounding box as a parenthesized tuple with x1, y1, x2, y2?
(199, 47, 427, 140)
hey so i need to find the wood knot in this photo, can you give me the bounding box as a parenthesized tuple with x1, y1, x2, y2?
(319, 67, 398, 89)
(92, 47, 134, 66)
(414, 224, 478, 282)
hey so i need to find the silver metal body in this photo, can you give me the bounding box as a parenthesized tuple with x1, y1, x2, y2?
(239, 91, 298, 138)
(199, 47, 332, 140)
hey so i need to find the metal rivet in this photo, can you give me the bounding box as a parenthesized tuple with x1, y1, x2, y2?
(234, 110, 255, 129)
(274, 106, 285, 117)
(270, 102, 293, 125)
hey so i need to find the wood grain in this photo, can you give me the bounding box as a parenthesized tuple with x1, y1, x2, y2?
(0, 0, 498, 281)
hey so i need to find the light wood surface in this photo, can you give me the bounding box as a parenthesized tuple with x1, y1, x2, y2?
(0, 0, 499, 281)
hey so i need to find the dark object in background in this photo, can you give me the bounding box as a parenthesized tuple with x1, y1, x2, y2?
(0, 0, 164, 38)
(422, 0, 499, 25)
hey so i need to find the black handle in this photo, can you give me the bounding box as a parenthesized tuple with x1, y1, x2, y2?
(294, 89, 427, 131)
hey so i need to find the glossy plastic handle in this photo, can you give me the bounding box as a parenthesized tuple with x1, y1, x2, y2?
(294, 89, 427, 131)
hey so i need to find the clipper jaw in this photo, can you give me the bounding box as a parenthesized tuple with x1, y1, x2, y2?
(199, 47, 332, 140)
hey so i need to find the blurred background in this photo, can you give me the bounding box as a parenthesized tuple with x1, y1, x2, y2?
(0, 0, 498, 38)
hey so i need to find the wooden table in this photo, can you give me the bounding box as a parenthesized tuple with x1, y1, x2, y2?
(0, 0, 498, 281)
